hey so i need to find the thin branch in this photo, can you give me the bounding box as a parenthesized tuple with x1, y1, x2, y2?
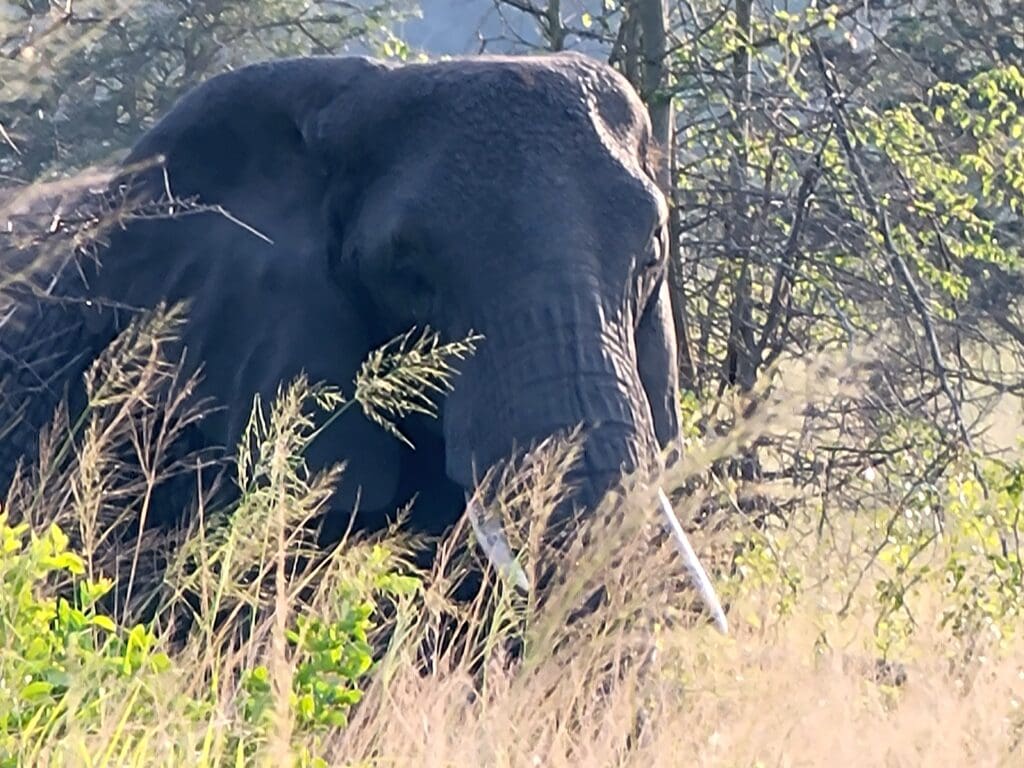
(812, 39, 974, 451)
(756, 140, 826, 362)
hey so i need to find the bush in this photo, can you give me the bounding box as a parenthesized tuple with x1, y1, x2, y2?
(0, 513, 419, 766)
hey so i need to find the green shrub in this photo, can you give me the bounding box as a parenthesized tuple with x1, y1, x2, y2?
(0, 511, 418, 765)
(0, 517, 169, 763)
(722, 453, 1024, 662)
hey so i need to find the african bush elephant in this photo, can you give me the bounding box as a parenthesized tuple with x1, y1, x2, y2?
(1, 54, 721, 621)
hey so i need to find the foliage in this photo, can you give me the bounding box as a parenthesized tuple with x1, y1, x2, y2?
(1, 0, 417, 179)
(724, 451, 1024, 666)
(0, 512, 418, 765)
(240, 544, 419, 734)
(0, 516, 170, 764)
(234, 546, 418, 759)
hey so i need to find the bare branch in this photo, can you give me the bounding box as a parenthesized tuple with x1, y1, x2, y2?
(812, 39, 974, 451)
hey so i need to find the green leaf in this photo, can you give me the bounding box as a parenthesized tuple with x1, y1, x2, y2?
(20, 681, 54, 702)
(90, 615, 116, 632)
(43, 552, 85, 575)
(79, 578, 113, 606)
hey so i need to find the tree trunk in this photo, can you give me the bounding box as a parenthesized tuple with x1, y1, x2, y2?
(633, 0, 698, 392)
(723, 0, 761, 486)
(723, 0, 756, 394)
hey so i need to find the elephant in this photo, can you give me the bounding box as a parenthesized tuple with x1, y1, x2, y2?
(0, 53, 724, 628)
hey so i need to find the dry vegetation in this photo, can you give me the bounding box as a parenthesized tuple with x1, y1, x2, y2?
(0, 274, 1019, 766)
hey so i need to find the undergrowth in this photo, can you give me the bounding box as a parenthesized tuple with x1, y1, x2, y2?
(0, 304, 1021, 766)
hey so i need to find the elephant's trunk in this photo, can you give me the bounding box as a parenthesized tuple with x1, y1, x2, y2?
(443, 295, 659, 522)
(444, 297, 728, 634)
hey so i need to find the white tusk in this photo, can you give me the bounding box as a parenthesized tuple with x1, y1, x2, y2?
(465, 496, 531, 593)
(657, 488, 729, 635)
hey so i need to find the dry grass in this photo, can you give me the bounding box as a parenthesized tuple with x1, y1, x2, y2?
(328, 427, 1024, 767)
(335, 609, 1023, 768)
(2, 177, 1022, 768)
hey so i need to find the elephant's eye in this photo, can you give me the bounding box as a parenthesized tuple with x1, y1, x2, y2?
(642, 226, 666, 273)
(388, 239, 439, 320)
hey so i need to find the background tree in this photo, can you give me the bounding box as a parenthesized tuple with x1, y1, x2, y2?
(1, 0, 415, 179)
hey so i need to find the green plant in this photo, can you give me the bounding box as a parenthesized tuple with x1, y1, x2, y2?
(0, 517, 170, 762)
(241, 544, 421, 734)
(940, 461, 1024, 648)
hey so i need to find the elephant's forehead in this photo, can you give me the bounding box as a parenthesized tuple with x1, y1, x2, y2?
(394, 57, 659, 206)
(397, 55, 650, 152)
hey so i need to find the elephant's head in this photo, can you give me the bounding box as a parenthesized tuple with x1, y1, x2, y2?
(92, 53, 680, 541)
(323, 55, 682, 525)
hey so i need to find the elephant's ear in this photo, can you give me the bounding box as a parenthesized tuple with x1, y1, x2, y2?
(90, 57, 404, 516)
(636, 277, 682, 458)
